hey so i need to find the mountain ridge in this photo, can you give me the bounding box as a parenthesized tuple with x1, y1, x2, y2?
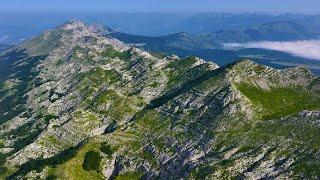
(1, 20, 320, 179)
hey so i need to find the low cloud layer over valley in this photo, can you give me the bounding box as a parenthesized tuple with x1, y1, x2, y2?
(224, 40, 320, 61)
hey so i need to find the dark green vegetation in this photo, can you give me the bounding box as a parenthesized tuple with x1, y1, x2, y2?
(166, 56, 199, 88)
(115, 171, 143, 180)
(6, 120, 43, 153)
(77, 67, 121, 92)
(0, 50, 45, 124)
(82, 151, 102, 172)
(0, 50, 49, 176)
(101, 45, 132, 60)
(0, 153, 8, 175)
(100, 143, 113, 157)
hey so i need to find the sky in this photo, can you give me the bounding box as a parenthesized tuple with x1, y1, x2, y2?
(1, 0, 320, 13)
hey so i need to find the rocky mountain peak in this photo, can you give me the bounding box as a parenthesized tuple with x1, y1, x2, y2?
(61, 19, 114, 36)
(60, 19, 104, 38)
(18, 19, 128, 56)
(62, 19, 87, 30)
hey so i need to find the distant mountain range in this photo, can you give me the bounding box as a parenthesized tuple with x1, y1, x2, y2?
(109, 21, 320, 51)
(1, 13, 320, 72)
(106, 20, 320, 73)
(0, 12, 320, 44)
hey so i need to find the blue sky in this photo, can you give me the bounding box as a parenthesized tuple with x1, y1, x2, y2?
(1, 0, 320, 13)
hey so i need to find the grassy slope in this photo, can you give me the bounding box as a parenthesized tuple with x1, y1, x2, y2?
(49, 140, 105, 180)
(236, 83, 320, 120)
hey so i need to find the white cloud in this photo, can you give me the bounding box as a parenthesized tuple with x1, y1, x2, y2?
(224, 40, 320, 61)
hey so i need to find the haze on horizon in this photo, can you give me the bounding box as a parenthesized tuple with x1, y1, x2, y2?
(1, 0, 320, 14)
(1, 0, 320, 66)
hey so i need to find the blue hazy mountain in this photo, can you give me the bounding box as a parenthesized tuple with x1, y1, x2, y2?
(1, 12, 319, 73)
(0, 12, 320, 44)
(110, 21, 319, 50)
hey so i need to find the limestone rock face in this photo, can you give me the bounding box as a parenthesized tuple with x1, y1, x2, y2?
(1, 21, 320, 179)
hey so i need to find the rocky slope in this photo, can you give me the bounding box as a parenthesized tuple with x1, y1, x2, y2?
(0, 20, 320, 179)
